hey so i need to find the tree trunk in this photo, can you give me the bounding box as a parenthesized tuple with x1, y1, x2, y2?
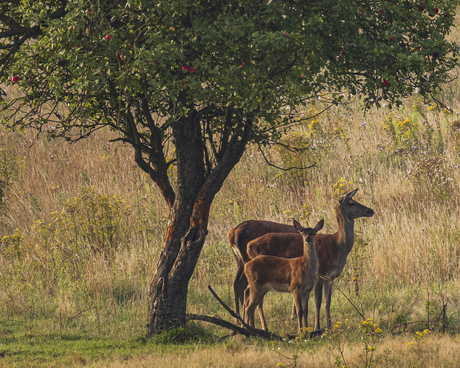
(147, 225, 207, 335)
(146, 113, 253, 336)
(147, 110, 208, 335)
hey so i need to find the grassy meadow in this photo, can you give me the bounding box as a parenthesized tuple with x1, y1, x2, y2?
(3, 65, 460, 368)
(1, 90, 460, 367)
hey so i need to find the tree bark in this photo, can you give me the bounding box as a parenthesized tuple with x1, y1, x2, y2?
(147, 226, 207, 335)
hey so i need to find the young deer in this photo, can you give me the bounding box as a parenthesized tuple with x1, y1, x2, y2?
(243, 219, 324, 334)
(246, 189, 374, 331)
(228, 220, 297, 319)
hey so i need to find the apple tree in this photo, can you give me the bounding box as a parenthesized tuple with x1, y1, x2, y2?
(0, 0, 458, 335)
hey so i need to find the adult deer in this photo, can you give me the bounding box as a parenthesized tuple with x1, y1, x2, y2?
(246, 189, 374, 331)
(243, 219, 324, 334)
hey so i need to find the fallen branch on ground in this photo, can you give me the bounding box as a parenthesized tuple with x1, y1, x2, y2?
(186, 285, 282, 340)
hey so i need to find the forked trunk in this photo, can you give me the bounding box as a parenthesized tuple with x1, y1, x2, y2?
(147, 224, 207, 335)
(147, 112, 208, 335)
(147, 193, 211, 335)
(146, 112, 253, 336)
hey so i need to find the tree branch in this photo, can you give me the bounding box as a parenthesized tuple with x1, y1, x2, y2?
(0, 5, 66, 82)
(186, 314, 256, 338)
(206, 285, 282, 340)
(258, 146, 317, 172)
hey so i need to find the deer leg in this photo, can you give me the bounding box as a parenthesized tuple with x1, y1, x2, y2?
(324, 281, 333, 330)
(257, 298, 268, 331)
(243, 289, 254, 327)
(314, 280, 323, 331)
(245, 286, 265, 329)
(233, 265, 246, 317)
(302, 291, 311, 329)
(237, 271, 248, 304)
(293, 291, 303, 334)
(291, 300, 296, 320)
(245, 303, 256, 328)
(242, 286, 251, 326)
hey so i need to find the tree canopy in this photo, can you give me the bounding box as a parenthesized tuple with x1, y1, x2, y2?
(0, 0, 458, 335)
(2, 1, 458, 141)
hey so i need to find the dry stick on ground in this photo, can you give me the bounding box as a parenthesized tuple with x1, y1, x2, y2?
(186, 285, 283, 340)
(330, 277, 366, 321)
(186, 314, 255, 337)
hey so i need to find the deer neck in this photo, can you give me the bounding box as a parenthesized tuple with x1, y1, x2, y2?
(336, 206, 355, 256)
(302, 239, 318, 272)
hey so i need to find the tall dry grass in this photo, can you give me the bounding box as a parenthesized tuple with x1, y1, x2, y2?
(1, 83, 460, 342)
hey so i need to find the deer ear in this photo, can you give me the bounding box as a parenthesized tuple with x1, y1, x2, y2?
(293, 220, 302, 232)
(315, 219, 324, 232)
(346, 188, 359, 198)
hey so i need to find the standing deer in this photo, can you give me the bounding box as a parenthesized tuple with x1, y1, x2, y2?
(228, 220, 298, 319)
(246, 189, 374, 331)
(243, 219, 324, 334)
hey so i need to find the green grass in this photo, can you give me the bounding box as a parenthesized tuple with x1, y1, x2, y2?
(0, 278, 458, 367)
(0, 321, 218, 367)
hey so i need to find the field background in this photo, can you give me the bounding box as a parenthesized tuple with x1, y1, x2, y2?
(3, 30, 460, 368)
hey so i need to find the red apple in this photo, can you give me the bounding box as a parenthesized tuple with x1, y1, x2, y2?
(340, 50, 345, 55)
(284, 32, 289, 37)
(153, 60, 157, 65)
(12, 76, 19, 83)
(189, 67, 196, 73)
(389, 37, 394, 41)
(120, 55, 123, 60)
(182, 65, 189, 71)
(183, 81, 189, 86)
(301, 73, 306, 78)
(434, 6, 439, 14)
(382, 80, 389, 87)
(105, 34, 111, 40)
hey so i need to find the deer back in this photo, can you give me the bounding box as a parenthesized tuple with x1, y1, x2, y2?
(244, 255, 299, 289)
(228, 220, 297, 263)
(247, 232, 303, 259)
